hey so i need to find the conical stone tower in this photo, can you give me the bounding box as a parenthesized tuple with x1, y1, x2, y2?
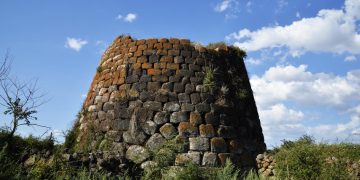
(76, 35, 266, 168)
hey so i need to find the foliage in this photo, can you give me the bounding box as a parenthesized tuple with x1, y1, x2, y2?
(274, 135, 360, 180)
(216, 159, 239, 180)
(203, 66, 217, 92)
(97, 66, 103, 73)
(206, 42, 227, 50)
(236, 88, 248, 99)
(174, 163, 202, 180)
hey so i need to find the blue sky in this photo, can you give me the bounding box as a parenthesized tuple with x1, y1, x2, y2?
(0, 0, 359, 147)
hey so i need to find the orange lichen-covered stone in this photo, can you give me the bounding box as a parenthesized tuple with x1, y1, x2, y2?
(147, 69, 162, 76)
(160, 56, 173, 63)
(199, 124, 215, 138)
(189, 112, 202, 125)
(178, 122, 198, 137)
(142, 63, 153, 69)
(154, 63, 166, 69)
(166, 63, 179, 70)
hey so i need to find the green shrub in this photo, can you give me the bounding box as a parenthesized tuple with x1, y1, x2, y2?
(203, 66, 217, 92)
(174, 163, 202, 180)
(206, 42, 227, 50)
(216, 159, 239, 180)
(274, 135, 360, 179)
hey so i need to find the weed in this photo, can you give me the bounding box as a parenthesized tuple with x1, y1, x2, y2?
(203, 66, 217, 92)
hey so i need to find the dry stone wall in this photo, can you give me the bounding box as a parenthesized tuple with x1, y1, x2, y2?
(76, 35, 266, 168)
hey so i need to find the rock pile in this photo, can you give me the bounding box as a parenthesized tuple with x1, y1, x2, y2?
(256, 153, 276, 177)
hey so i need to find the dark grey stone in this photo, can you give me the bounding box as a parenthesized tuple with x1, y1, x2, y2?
(205, 112, 219, 125)
(178, 93, 190, 103)
(140, 75, 151, 82)
(141, 121, 157, 135)
(161, 82, 173, 91)
(143, 101, 162, 111)
(174, 56, 184, 63)
(103, 102, 114, 111)
(190, 93, 201, 104)
(170, 111, 189, 123)
(217, 125, 237, 138)
(181, 103, 194, 112)
(147, 82, 161, 92)
(126, 75, 139, 84)
(195, 103, 211, 113)
(149, 54, 159, 63)
(190, 77, 202, 85)
(173, 82, 184, 93)
(189, 64, 200, 72)
(163, 102, 180, 112)
(185, 84, 195, 94)
(154, 111, 169, 125)
(140, 91, 155, 101)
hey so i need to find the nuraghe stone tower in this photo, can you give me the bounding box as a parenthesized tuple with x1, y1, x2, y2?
(76, 35, 266, 168)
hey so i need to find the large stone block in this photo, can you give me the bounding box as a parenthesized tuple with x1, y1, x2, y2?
(189, 137, 209, 151)
(190, 112, 202, 125)
(126, 145, 150, 164)
(160, 123, 177, 139)
(211, 137, 227, 153)
(143, 101, 162, 111)
(175, 152, 201, 165)
(178, 122, 198, 137)
(202, 152, 218, 167)
(170, 111, 189, 123)
(178, 93, 190, 103)
(154, 111, 170, 125)
(163, 102, 180, 112)
(199, 124, 215, 138)
(141, 120, 157, 135)
(146, 133, 165, 150)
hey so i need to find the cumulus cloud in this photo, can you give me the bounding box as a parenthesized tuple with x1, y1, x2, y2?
(117, 13, 137, 22)
(226, 0, 360, 57)
(65, 37, 88, 52)
(251, 64, 360, 146)
(251, 64, 360, 108)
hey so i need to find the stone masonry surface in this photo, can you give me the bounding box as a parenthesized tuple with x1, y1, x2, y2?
(76, 35, 266, 168)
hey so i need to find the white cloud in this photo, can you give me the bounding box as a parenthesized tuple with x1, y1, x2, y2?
(226, 0, 360, 57)
(345, 55, 357, 62)
(215, 0, 232, 12)
(251, 64, 360, 108)
(214, 0, 240, 19)
(252, 64, 360, 146)
(260, 103, 304, 124)
(246, 57, 262, 65)
(116, 13, 137, 23)
(65, 37, 88, 52)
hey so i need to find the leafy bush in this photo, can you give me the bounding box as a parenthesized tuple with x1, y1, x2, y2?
(274, 135, 360, 179)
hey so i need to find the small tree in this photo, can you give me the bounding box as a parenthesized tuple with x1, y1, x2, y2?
(0, 51, 49, 139)
(0, 78, 48, 139)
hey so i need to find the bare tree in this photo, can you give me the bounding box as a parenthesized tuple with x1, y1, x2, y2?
(0, 78, 49, 138)
(0, 51, 49, 139)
